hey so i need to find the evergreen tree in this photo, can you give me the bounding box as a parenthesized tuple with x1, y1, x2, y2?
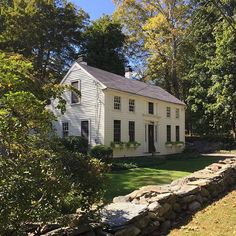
(82, 15, 126, 75)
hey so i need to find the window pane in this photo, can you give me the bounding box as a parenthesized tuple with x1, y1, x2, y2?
(129, 121, 135, 142)
(167, 125, 171, 142)
(62, 122, 69, 138)
(71, 81, 79, 104)
(81, 121, 89, 139)
(166, 107, 171, 117)
(114, 96, 121, 110)
(129, 99, 135, 112)
(176, 126, 180, 141)
(148, 102, 154, 114)
(114, 120, 121, 142)
(176, 108, 180, 118)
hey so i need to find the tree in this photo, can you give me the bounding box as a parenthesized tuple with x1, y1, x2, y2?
(183, 0, 236, 138)
(0, 0, 88, 83)
(208, 17, 236, 139)
(0, 52, 107, 235)
(113, 0, 190, 98)
(82, 15, 126, 75)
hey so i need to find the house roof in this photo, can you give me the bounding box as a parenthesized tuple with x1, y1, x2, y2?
(79, 63, 185, 106)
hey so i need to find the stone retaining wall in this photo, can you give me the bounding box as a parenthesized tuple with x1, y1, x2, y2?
(32, 157, 236, 236)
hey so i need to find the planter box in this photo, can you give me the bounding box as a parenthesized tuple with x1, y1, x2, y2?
(114, 144, 120, 148)
(177, 143, 184, 147)
(165, 144, 173, 148)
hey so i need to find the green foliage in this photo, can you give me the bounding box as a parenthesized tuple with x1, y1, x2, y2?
(89, 145, 113, 163)
(82, 15, 126, 75)
(60, 136, 89, 154)
(59, 153, 108, 214)
(0, 0, 89, 82)
(126, 141, 141, 148)
(0, 52, 106, 235)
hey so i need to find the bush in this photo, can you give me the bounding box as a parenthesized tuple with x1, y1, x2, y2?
(89, 145, 113, 163)
(61, 136, 88, 154)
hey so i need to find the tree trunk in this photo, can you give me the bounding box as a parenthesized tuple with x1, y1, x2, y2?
(171, 36, 180, 98)
(231, 118, 236, 140)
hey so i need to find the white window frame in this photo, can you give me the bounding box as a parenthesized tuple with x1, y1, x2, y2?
(62, 121, 69, 138)
(71, 80, 81, 104)
(80, 119, 91, 144)
(166, 107, 171, 118)
(176, 108, 180, 119)
(114, 96, 121, 110)
(129, 99, 135, 112)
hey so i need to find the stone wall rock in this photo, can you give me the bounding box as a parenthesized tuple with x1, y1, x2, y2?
(31, 157, 236, 236)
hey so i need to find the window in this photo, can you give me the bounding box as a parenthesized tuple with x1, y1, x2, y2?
(71, 81, 80, 104)
(114, 96, 121, 110)
(176, 108, 180, 118)
(114, 120, 121, 142)
(81, 120, 89, 139)
(62, 122, 69, 138)
(166, 107, 171, 117)
(129, 99, 135, 112)
(167, 125, 171, 142)
(148, 102, 154, 114)
(129, 121, 135, 142)
(176, 126, 180, 141)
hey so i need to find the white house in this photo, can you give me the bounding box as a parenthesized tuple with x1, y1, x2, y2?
(49, 59, 186, 157)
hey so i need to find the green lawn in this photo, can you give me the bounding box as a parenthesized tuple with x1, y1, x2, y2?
(105, 154, 225, 201)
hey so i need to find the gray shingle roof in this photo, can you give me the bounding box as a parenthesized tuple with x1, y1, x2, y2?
(79, 63, 185, 105)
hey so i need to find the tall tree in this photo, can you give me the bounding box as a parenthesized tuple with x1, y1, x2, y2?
(113, 0, 190, 98)
(0, 52, 107, 235)
(185, 0, 236, 138)
(0, 0, 88, 83)
(82, 15, 126, 75)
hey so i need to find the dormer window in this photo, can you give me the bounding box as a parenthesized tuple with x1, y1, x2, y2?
(148, 102, 154, 114)
(71, 81, 80, 104)
(114, 96, 121, 110)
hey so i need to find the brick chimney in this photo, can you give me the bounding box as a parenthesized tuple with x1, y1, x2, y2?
(125, 66, 132, 79)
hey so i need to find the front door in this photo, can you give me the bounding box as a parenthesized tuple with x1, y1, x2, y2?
(81, 120, 89, 140)
(148, 124, 155, 153)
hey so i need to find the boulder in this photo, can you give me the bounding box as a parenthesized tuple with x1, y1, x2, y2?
(173, 203, 181, 213)
(133, 216, 150, 229)
(148, 202, 162, 212)
(160, 220, 171, 233)
(114, 226, 140, 236)
(101, 202, 147, 227)
(182, 194, 197, 203)
(113, 196, 130, 203)
(200, 188, 210, 198)
(157, 203, 172, 217)
(188, 201, 201, 212)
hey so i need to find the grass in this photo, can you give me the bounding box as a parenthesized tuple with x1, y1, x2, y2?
(105, 153, 225, 201)
(169, 189, 236, 236)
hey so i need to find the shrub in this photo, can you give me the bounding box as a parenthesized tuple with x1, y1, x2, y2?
(89, 145, 113, 163)
(61, 136, 88, 154)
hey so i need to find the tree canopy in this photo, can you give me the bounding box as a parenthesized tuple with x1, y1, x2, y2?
(82, 15, 126, 75)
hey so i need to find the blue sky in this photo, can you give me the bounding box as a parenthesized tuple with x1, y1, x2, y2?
(70, 0, 115, 20)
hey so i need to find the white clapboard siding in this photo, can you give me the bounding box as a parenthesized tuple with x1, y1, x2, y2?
(49, 62, 185, 157)
(103, 89, 185, 157)
(50, 63, 105, 145)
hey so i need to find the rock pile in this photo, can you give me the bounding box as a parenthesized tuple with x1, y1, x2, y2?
(30, 157, 236, 236)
